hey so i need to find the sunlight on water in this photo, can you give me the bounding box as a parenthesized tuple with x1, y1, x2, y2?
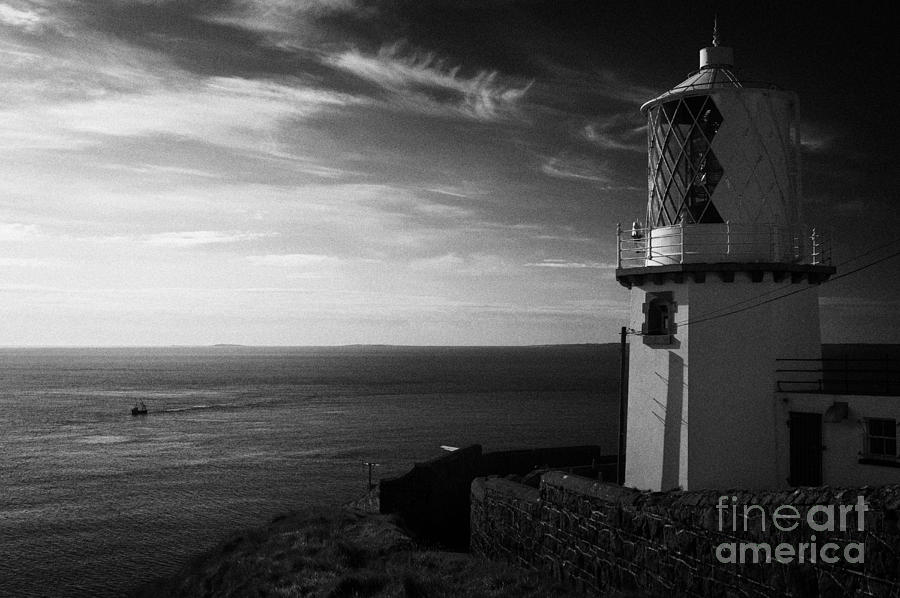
(0, 346, 617, 598)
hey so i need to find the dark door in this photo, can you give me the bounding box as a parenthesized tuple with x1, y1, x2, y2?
(789, 412, 823, 486)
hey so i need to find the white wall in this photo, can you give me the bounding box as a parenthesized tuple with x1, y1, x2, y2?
(625, 271, 824, 491)
(776, 393, 900, 487)
(687, 273, 821, 490)
(625, 284, 690, 491)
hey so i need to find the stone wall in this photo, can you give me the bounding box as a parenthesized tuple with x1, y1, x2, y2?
(470, 477, 541, 570)
(471, 471, 900, 597)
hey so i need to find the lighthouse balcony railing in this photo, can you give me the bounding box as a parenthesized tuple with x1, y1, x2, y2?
(616, 223, 832, 269)
(776, 358, 900, 396)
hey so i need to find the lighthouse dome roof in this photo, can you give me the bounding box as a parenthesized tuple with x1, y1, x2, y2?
(641, 44, 779, 113)
(641, 65, 742, 112)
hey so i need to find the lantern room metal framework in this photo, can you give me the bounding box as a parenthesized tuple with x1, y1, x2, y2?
(616, 36, 834, 277)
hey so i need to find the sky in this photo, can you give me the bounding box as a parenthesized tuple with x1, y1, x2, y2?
(1, 1, 898, 346)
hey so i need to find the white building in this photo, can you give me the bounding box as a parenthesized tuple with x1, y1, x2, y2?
(616, 32, 900, 491)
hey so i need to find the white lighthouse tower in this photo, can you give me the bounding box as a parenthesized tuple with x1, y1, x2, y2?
(616, 29, 835, 491)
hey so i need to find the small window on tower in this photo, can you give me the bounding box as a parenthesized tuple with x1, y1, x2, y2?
(863, 418, 897, 460)
(641, 292, 676, 346)
(647, 300, 669, 335)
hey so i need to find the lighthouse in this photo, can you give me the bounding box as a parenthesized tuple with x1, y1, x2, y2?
(616, 29, 835, 491)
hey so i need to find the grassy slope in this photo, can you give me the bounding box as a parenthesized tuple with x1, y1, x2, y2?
(129, 508, 592, 598)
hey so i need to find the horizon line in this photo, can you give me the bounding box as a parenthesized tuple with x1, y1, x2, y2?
(0, 342, 612, 349)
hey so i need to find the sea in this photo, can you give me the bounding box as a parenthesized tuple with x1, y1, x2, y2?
(0, 345, 619, 598)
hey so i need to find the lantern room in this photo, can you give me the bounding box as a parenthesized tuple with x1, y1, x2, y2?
(620, 31, 821, 269)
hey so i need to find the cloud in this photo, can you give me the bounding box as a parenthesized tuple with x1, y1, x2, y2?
(247, 253, 341, 267)
(56, 76, 351, 137)
(99, 163, 219, 179)
(540, 155, 610, 183)
(426, 186, 476, 199)
(68, 230, 278, 248)
(476, 300, 628, 318)
(0, 76, 357, 152)
(0, 23, 180, 112)
(0, 3, 45, 31)
(143, 230, 274, 247)
(0, 222, 39, 241)
(345, 184, 479, 225)
(538, 61, 658, 107)
(591, 69, 661, 105)
(582, 113, 645, 152)
(326, 42, 532, 120)
(204, 0, 377, 39)
(524, 259, 614, 269)
(408, 253, 507, 274)
(800, 123, 835, 153)
(205, 0, 370, 36)
(71, 230, 276, 247)
(0, 257, 55, 267)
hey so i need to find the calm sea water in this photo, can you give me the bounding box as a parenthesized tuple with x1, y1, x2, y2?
(0, 345, 618, 598)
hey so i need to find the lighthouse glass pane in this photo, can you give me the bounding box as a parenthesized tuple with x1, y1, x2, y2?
(648, 95, 724, 226)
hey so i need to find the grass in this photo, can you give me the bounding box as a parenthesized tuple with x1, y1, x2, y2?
(129, 508, 597, 598)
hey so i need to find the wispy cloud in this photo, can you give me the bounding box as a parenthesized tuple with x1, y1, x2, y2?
(540, 155, 610, 183)
(247, 253, 341, 267)
(424, 183, 484, 199)
(800, 123, 835, 153)
(408, 253, 507, 275)
(590, 69, 662, 105)
(58, 76, 352, 139)
(524, 259, 614, 269)
(327, 42, 532, 120)
(0, 76, 357, 152)
(144, 231, 275, 247)
(73, 230, 275, 247)
(582, 113, 645, 152)
(0, 222, 39, 241)
(99, 163, 219, 179)
(0, 257, 56, 267)
(0, 2, 46, 31)
(205, 0, 371, 36)
(537, 61, 658, 108)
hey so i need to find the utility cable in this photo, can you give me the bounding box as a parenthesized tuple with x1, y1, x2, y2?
(672, 234, 900, 322)
(674, 247, 900, 329)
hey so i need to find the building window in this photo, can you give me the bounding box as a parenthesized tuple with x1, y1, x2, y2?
(864, 418, 897, 459)
(647, 299, 670, 335)
(641, 292, 676, 345)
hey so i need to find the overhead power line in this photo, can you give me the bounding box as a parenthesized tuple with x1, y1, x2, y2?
(672, 246, 900, 329)
(672, 235, 900, 322)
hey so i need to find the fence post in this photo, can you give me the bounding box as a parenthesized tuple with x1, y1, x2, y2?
(616, 223, 621, 269)
(679, 220, 684, 264)
(726, 221, 731, 256)
(811, 228, 818, 265)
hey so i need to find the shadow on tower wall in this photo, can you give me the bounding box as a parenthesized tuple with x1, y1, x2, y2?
(661, 351, 684, 490)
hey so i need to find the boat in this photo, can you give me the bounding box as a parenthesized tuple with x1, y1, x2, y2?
(131, 401, 148, 416)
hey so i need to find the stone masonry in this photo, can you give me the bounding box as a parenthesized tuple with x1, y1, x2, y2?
(471, 472, 900, 597)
